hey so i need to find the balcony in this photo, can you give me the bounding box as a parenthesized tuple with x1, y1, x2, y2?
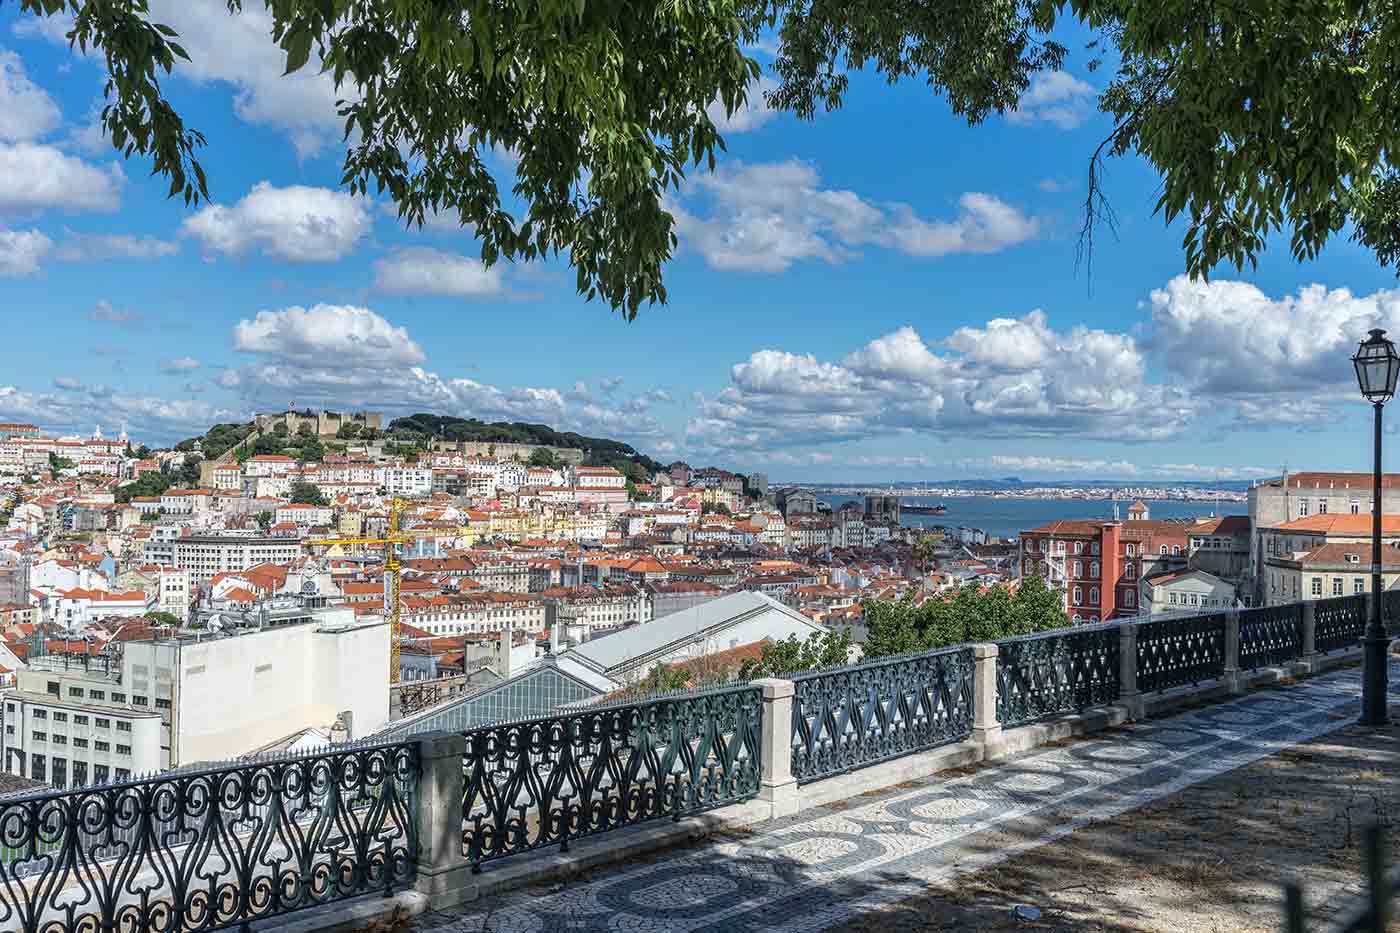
(0, 593, 1394, 933)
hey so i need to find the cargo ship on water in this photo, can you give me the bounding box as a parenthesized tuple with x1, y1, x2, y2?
(901, 502, 948, 516)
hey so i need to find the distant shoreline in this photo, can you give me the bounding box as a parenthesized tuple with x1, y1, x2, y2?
(807, 489, 1249, 504)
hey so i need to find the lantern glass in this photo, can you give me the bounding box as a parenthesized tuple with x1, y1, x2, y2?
(1354, 329, 1400, 403)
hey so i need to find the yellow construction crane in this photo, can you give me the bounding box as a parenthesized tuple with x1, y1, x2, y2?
(308, 498, 410, 683)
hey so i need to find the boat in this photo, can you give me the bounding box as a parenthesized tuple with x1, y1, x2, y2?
(902, 503, 949, 516)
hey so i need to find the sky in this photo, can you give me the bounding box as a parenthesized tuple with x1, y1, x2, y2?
(2, 5, 1400, 484)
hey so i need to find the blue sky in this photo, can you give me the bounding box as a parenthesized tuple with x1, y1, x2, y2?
(2, 4, 1399, 483)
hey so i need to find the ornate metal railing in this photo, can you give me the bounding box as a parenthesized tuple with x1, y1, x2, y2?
(789, 645, 975, 785)
(1135, 613, 1227, 692)
(461, 683, 761, 869)
(995, 623, 1120, 727)
(1315, 594, 1366, 654)
(0, 741, 418, 933)
(1238, 604, 1304, 671)
(1384, 589, 1400, 630)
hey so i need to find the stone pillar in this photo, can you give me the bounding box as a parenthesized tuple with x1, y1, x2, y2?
(413, 731, 474, 905)
(1298, 600, 1319, 674)
(1117, 622, 1144, 720)
(971, 644, 1005, 759)
(1222, 609, 1245, 694)
(752, 678, 801, 818)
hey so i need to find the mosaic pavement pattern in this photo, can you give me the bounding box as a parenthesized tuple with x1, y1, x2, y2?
(416, 660, 1393, 933)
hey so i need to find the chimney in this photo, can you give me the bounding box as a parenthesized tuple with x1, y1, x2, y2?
(550, 616, 560, 655)
(502, 618, 515, 677)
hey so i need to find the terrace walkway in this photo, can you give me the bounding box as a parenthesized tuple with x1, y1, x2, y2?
(411, 658, 1396, 933)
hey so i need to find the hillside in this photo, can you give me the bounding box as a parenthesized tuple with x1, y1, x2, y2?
(386, 413, 663, 478)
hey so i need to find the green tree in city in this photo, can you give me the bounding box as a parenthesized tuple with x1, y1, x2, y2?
(289, 481, 328, 506)
(144, 610, 181, 626)
(297, 436, 326, 463)
(48, 453, 74, 471)
(739, 629, 853, 679)
(296, 423, 315, 438)
(273, 423, 289, 438)
(912, 535, 940, 570)
(863, 578, 1069, 660)
(701, 502, 732, 517)
(254, 510, 273, 533)
(177, 456, 203, 488)
(528, 448, 557, 468)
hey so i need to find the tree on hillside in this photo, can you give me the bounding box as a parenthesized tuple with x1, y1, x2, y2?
(48, 453, 74, 472)
(912, 536, 940, 570)
(289, 481, 328, 506)
(20, 0, 1400, 317)
(701, 502, 732, 517)
(529, 448, 557, 468)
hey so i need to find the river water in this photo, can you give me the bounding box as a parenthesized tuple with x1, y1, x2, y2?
(817, 495, 1240, 541)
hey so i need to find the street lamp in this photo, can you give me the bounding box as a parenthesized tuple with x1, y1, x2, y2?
(1352, 328, 1400, 726)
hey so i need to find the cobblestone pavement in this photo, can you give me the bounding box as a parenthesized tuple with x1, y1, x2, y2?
(416, 660, 1392, 933)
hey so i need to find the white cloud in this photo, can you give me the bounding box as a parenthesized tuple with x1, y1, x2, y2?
(0, 142, 122, 215)
(0, 48, 61, 141)
(0, 227, 51, 276)
(674, 159, 1038, 273)
(160, 356, 201, 373)
(233, 304, 426, 366)
(54, 231, 179, 262)
(182, 181, 371, 262)
(89, 299, 143, 326)
(372, 248, 504, 297)
(687, 311, 1198, 454)
(0, 383, 243, 441)
(18, 2, 347, 157)
(706, 75, 778, 133)
(52, 376, 83, 391)
(1038, 178, 1073, 193)
(1146, 275, 1400, 397)
(1008, 71, 1097, 130)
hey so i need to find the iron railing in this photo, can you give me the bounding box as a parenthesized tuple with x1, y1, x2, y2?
(460, 683, 761, 870)
(0, 741, 418, 933)
(1135, 613, 1227, 692)
(995, 623, 1120, 727)
(1315, 595, 1366, 654)
(789, 645, 974, 785)
(1239, 604, 1304, 671)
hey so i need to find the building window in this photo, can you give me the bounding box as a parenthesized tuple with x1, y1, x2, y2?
(95, 718, 109, 729)
(52, 713, 66, 723)
(89, 690, 104, 701)
(51, 735, 65, 746)
(29, 754, 44, 782)
(1356, 578, 1366, 594)
(1091, 541, 1100, 555)
(1319, 499, 1328, 514)
(94, 741, 109, 752)
(31, 731, 44, 742)
(1073, 560, 1083, 578)
(1073, 586, 1083, 605)
(93, 764, 109, 784)
(115, 768, 129, 782)
(1090, 587, 1099, 605)
(116, 722, 131, 733)
(51, 759, 65, 789)
(1312, 578, 1323, 596)
(1090, 561, 1100, 578)
(1334, 578, 1344, 596)
(111, 693, 125, 704)
(1125, 563, 1136, 579)
(72, 738, 87, 749)
(1172, 546, 1181, 556)
(1126, 544, 1135, 557)
(72, 761, 87, 787)
(32, 710, 45, 720)
(1023, 559, 1032, 574)
(68, 688, 82, 698)
(1189, 594, 1198, 606)
(1352, 501, 1361, 514)
(132, 696, 148, 707)
(1300, 500, 1309, 516)
(155, 698, 171, 711)
(1160, 545, 1168, 555)
(46, 682, 58, 697)
(1072, 613, 1081, 624)
(1124, 590, 1136, 608)
(1074, 541, 1084, 555)
(115, 745, 131, 756)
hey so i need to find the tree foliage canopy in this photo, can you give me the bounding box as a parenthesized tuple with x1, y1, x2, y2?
(15, 0, 1398, 310)
(864, 575, 1068, 659)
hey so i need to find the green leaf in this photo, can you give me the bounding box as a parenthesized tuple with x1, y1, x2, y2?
(283, 27, 313, 75)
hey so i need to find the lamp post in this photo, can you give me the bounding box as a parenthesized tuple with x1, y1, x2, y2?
(1352, 328, 1400, 726)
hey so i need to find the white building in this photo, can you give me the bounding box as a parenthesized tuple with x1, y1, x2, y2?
(384, 467, 432, 498)
(142, 534, 304, 584)
(1, 608, 388, 784)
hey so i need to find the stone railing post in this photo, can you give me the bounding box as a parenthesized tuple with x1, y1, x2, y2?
(413, 731, 473, 905)
(752, 678, 800, 818)
(1299, 600, 1319, 673)
(1117, 621, 1144, 720)
(971, 644, 1005, 759)
(1222, 609, 1244, 694)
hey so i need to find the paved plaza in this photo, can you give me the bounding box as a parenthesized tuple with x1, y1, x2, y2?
(414, 661, 1394, 933)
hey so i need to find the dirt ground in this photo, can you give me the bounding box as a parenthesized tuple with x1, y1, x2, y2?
(828, 717, 1400, 932)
